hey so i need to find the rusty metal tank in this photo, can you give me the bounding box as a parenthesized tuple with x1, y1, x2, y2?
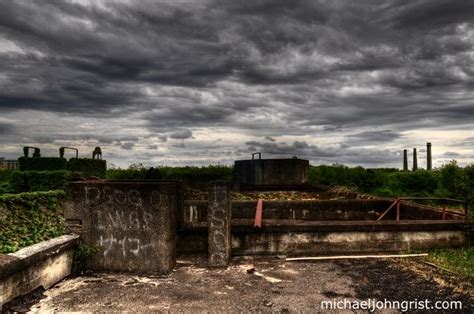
(234, 153, 309, 185)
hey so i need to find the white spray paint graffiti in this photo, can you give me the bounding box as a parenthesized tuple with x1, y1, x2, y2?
(99, 235, 155, 257)
(89, 187, 163, 258)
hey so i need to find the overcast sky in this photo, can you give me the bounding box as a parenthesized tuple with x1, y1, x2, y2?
(0, 0, 473, 168)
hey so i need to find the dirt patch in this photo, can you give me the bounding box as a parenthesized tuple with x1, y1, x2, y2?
(20, 255, 474, 312)
(335, 259, 473, 313)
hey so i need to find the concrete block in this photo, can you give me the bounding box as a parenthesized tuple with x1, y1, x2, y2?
(207, 181, 231, 267)
(65, 181, 180, 274)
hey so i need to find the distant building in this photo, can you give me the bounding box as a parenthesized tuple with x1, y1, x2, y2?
(0, 158, 20, 170)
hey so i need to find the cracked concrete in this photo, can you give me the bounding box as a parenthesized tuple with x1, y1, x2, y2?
(6, 255, 470, 313)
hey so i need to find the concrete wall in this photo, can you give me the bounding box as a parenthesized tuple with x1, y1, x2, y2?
(178, 195, 470, 255)
(65, 181, 181, 274)
(0, 235, 79, 306)
(232, 230, 468, 255)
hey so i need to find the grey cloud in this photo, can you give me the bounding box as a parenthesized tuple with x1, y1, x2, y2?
(97, 137, 114, 144)
(452, 137, 474, 148)
(323, 125, 343, 132)
(146, 133, 168, 142)
(0, 122, 15, 134)
(169, 129, 193, 139)
(244, 139, 402, 166)
(120, 142, 135, 150)
(443, 151, 461, 157)
(118, 136, 139, 142)
(264, 136, 276, 142)
(347, 130, 402, 144)
(293, 141, 309, 149)
(245, 140, 338, 158)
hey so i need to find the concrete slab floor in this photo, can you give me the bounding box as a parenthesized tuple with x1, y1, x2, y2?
(7, 255, 474, 313)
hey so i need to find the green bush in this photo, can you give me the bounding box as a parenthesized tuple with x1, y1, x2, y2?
(8, 170, 74, 193)
(387, 170, 438, 196)
(106, 164, 233, 181)
(0, 190, 64, 253)
(0, 182, 9, 195)
(19, 157, 67, 171)
(0, 169, 14, 182)
(437, 161, 468, 198)
(308, 164, 390, 192)
(106, 163, 149, 180)
(67, 158, 106, 178)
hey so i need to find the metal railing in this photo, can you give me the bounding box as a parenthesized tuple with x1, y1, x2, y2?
(377, 197, 467, 221)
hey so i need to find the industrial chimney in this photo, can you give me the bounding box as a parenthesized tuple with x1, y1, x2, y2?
(427, 142, 432, 170)
(403, 149, 408, 171)
(413, 148, 418, 171)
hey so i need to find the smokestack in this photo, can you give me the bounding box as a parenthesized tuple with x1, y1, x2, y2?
(427, 142, 432, 170)
(403, 149, 408, 171)
(413, 148, 418, 171)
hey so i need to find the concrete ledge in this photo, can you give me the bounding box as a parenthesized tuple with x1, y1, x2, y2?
(0, 234, 79, 306)
(232, 230, 468, 255)
(231, 219, 469, 233)
(180, 219, 468, 232)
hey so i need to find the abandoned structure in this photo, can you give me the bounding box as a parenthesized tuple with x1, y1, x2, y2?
(1, 153, 471, 306)
(234, 153, 309, 186)
(63, 153, 468, 271)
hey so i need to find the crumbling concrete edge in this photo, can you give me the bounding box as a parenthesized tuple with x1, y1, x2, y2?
(0, 234, 79, 306)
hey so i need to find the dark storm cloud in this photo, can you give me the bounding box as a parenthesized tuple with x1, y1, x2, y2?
(0, 0, 472, 166)
(378, 0, 474, 30)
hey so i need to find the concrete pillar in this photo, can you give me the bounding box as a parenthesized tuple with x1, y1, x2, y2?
(403, 149, 408, 171)
(207, 181, 231, 267)
(427, 142, 432, 170)
(413, 148, 418, 171)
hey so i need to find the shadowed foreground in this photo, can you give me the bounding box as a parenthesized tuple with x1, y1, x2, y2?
(7, 255, 473, 313)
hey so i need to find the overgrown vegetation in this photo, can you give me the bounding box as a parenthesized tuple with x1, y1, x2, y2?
(17, 157, 106, 178)
(67, 158, 106, 178)
(19, 157, 68, 171)
(309, 161, 474, 218)
(8, 170, 75, 193)
(0, 169, 14, 182)
(425, 247, 474, 279)
(73, 243, 100, 273)
(106, 163, 233, 182)
(0, 190, 65, 253)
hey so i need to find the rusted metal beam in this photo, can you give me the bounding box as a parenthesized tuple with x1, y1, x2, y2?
(377, 198, 400, 221)
(254, 199, 263, 228)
